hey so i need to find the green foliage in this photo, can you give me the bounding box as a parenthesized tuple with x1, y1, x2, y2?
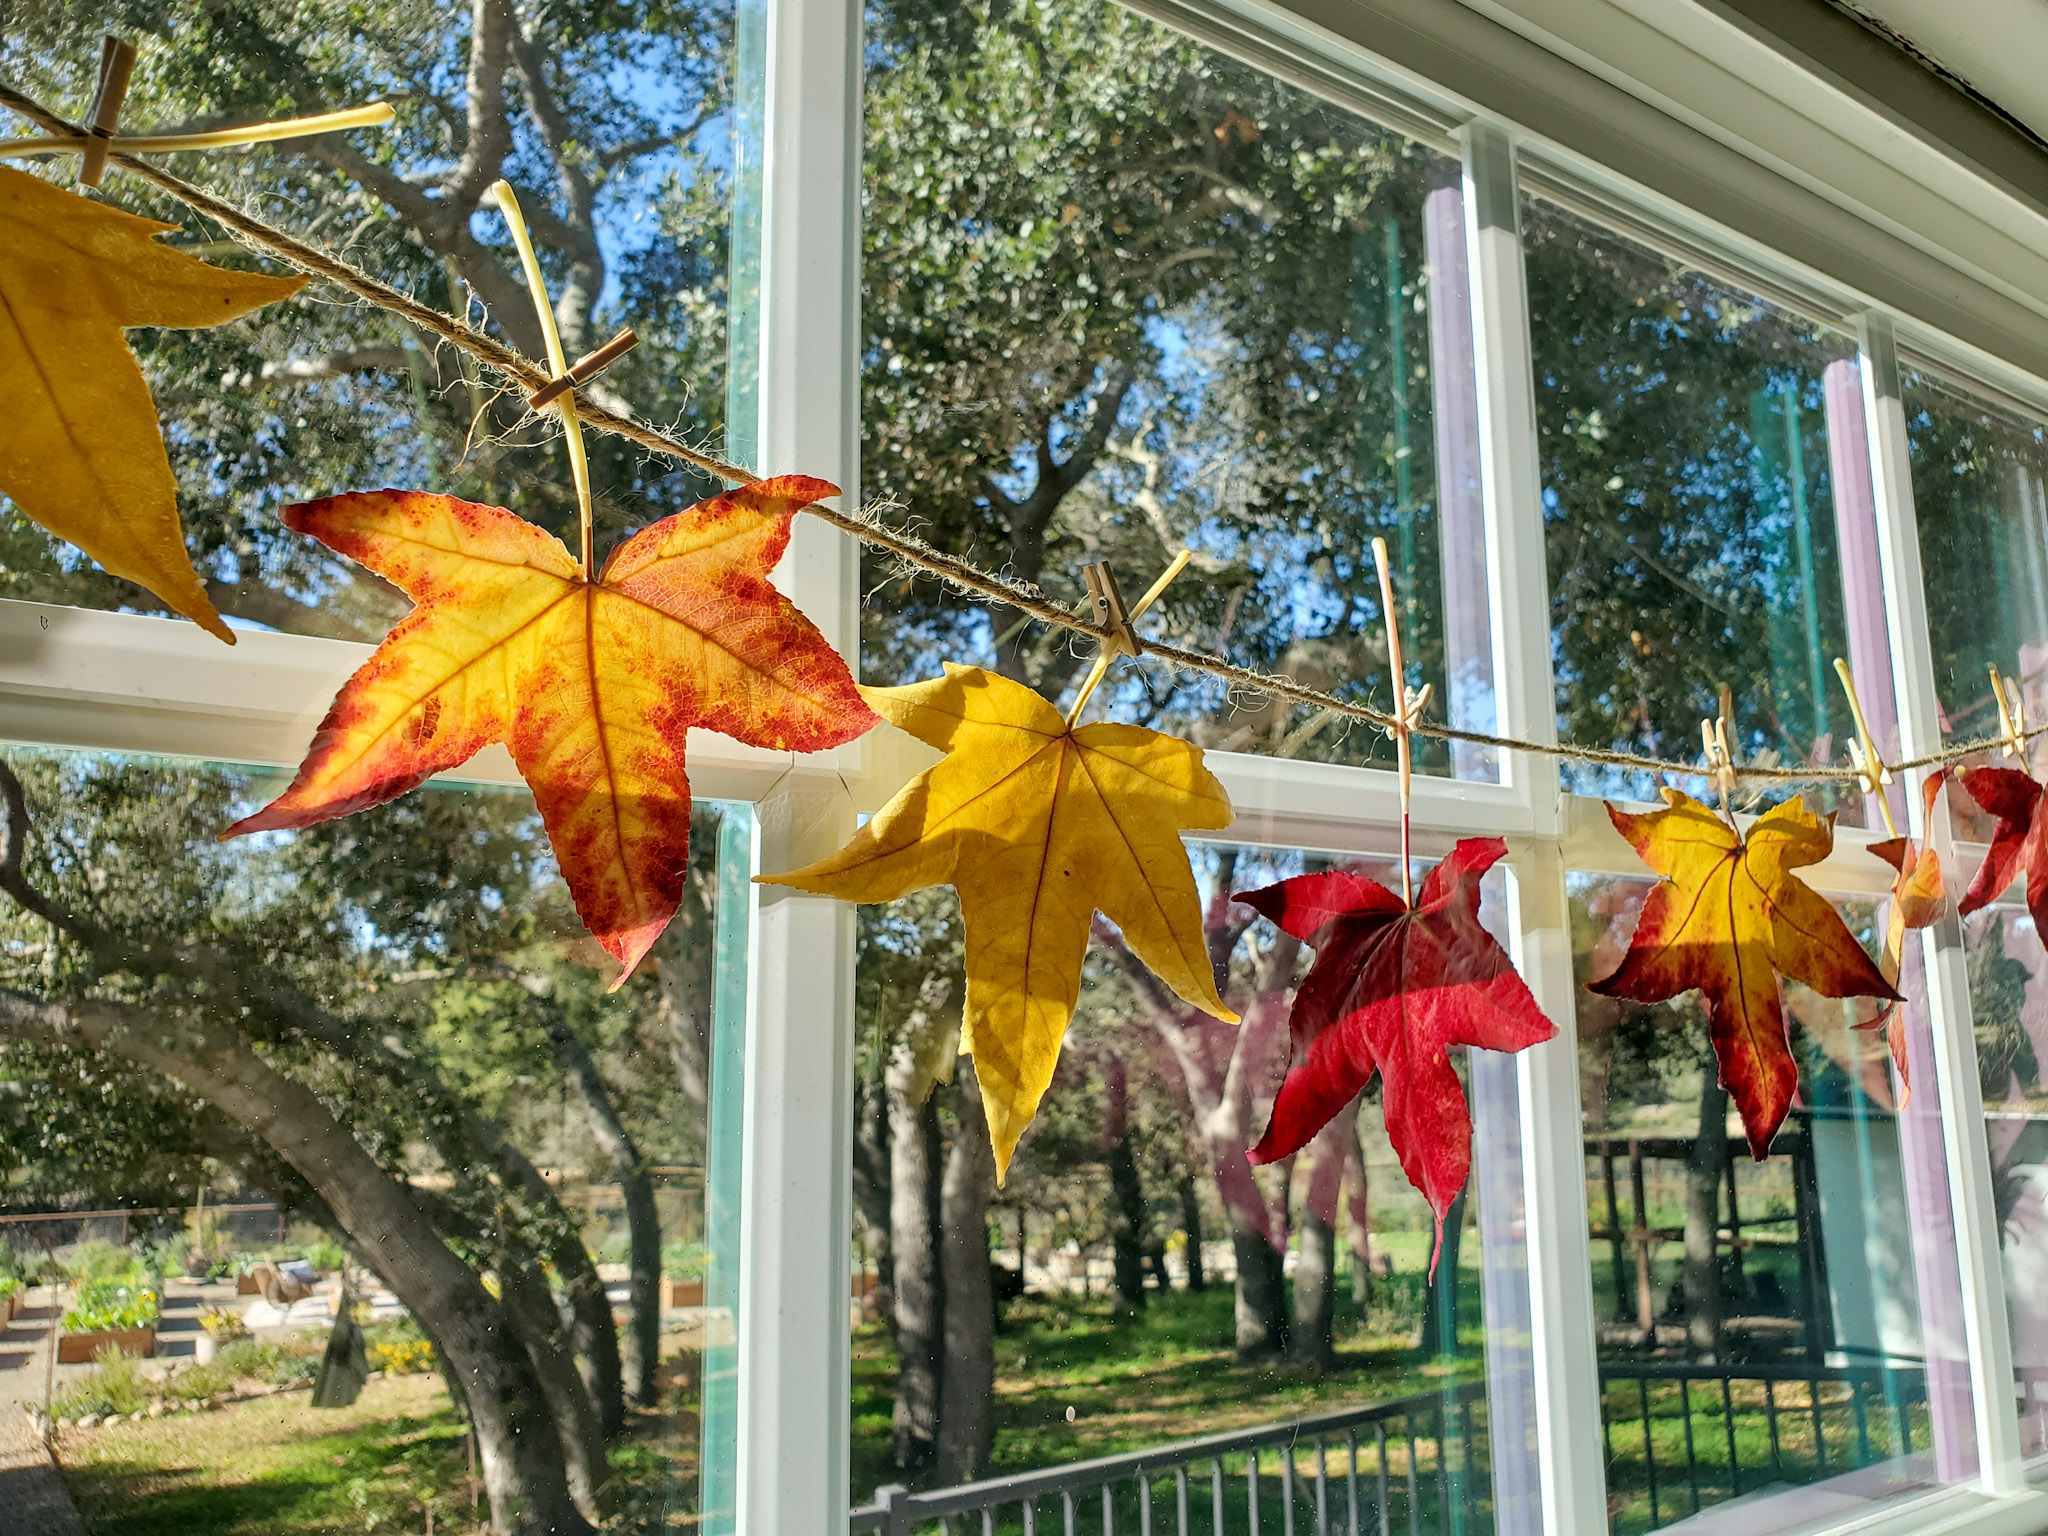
(64, 1242, 145, 1284)
(51, 1347, 150, 1420)
(301, 1237, 347, 1275)
(63, 1279, 161, 1333)
(198, 1307, 249, 1343)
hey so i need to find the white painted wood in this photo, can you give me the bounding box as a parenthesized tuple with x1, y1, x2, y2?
(1859, 312, 2027, 1494)
(1461, 121, 1610, 1535)
(731, 0, 865, 1529)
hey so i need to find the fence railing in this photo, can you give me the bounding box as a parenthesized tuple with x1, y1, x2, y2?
(1597, 1358, 1931, 1531)
(849, 1379, 1491, 1536)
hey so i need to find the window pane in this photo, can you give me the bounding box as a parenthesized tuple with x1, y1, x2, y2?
(1573, 872, 1978, 1532)
(1899, 365, 2048, 840)
(1524, 197, 1872, 810)
(0, 747, 747, 1530)
(1959, 902, 2048, 1458)
(859, 0, 1499, 779)
(0, 4, 738, 641)
(849, 839, 1534, 1528)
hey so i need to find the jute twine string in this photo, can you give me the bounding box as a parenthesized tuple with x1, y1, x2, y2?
(6, 78, 2043, 791)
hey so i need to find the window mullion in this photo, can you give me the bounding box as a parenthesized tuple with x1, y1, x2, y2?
(734, 0, 863, 1528)
(1460, 118, 1611, 1534)
(1859, 311, 2028, 1493)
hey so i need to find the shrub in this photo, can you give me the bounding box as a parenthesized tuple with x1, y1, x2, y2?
(368, 1335, 437, 1375)
(198, 1307, 248, 1342)
(51, 1347, 149, 1420)
(662, 1241, 711, 1279)
(63, 1279, 159, 1333)
(64, 1241, 142, 1284)
(212, 1336, 323, 1388)
(302, 1237, 347, 1274)
(163, 1360, 237, 1403)
(0, 1275, 20, 1304)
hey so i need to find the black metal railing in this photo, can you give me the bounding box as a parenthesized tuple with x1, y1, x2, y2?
(850, 1380, 1491, 1536)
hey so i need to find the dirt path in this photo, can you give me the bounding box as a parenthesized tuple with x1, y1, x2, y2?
(0, 1286, 84, 1536)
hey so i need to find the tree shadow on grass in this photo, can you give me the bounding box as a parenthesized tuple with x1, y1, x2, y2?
(63, 1409, 466, 1536)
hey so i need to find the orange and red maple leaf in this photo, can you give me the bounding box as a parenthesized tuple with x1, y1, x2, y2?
(1235, 837, 1557, 1274)
(1590, 790, 1901, 1157)
(226, 475, 875, 981)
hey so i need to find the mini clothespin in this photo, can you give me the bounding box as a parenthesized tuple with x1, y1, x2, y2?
(1990, 663, 2028, 760)
(1062, 549, 1192, 727)
(1372, 536, 1431, 905)
(1833, 657, 1899, 838)
(1700, 713, 1736, 812)
(80, 35, 137, 188)
(526, 326, 639, 411)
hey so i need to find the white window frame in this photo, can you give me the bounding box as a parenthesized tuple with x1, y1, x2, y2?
(11, 0, 2048, 1532)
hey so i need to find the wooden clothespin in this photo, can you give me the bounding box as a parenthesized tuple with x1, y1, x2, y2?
(1062, 549, 1192, 727)
(80, 35, 137, 188)
(526, 327, 639, 411)
(1990, 663, 2028, 760)
(1700, 713, 1736, 813)
(1833, 657, 1898, 838)
(1372, 536, 1431, 905)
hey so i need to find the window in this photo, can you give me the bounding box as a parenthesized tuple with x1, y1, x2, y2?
(0, 4, 738, 641)
(1523, 195, 1866, 811)
(0, 747, 750, 1528)
(859, 0, 1498, 779)
(1572, 874, 1978, 1530)
(849, 841, 1517, 1527)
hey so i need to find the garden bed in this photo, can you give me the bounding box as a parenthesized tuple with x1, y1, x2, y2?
(58, 1326, 156, 1364)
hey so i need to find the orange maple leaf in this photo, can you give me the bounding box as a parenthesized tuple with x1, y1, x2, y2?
(225, 475, 875, 981)
(1588, 789, 1902, 1157)
(1850, 770, 1947, 1103)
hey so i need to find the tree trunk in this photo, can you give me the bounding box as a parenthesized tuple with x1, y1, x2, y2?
(1685, 1073, 1732, 1359)
(1108, 1135, 1147, 1313)
(1, 991, 594, 1536)
(499, 1262, 607, 1518)
(1291, 1213, 1335, 1371)
(1419, 1192, 1467, 1356)
(547, 1016, 662, 1407)
(1231, 1218, 1289, 1358)
(936, 1072, 996, 1485)
(855, 1075, 894, 1325)
(887, 1044, 943, 1474)
(1178, 1169, 1206, 1292)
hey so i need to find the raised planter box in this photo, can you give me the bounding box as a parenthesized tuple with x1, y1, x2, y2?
(666, 1278, 704, 1309)
(2, 1292, 17, 1323)
(57, 1326, 156, 1364)
(236, 1274, 261, 1296)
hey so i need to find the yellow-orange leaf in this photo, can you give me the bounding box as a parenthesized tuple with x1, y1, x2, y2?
(759, 665, 1239, 1176)
(0, 167, 308, 642)
(1589, 790, 1902, 1157)
(225, 476, 875, 982)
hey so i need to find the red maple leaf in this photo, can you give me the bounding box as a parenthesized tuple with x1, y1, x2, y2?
(1235, 837, 1558, 1274)
(1958, 765, 2048, 933)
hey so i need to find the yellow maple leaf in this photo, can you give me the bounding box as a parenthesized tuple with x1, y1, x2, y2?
(760, 664, 1240, 1175)
(0, 166, 308, 642)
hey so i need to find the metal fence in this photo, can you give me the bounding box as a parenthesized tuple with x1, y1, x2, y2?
(849, 1380, 1491, 1536)
(1597, 1359, 1930, 1532)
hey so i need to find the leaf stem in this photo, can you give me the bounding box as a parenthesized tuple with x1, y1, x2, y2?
(0, 103, 395, 162)
(1373, 537, 1415, 907)
(492, 179, 594, 575)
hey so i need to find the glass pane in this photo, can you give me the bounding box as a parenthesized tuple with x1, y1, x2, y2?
(1524, 196, 1873, 810)
(0, 747, 748, 1530)
(1958, 901, 2048, 1458)
(0, 3, 739, 640)
(848, 839, 1534, 1529)
(1573, 872, 1979, 1532)
(859, 0, 1499, 779)
(1899, 365, 2048, 841)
